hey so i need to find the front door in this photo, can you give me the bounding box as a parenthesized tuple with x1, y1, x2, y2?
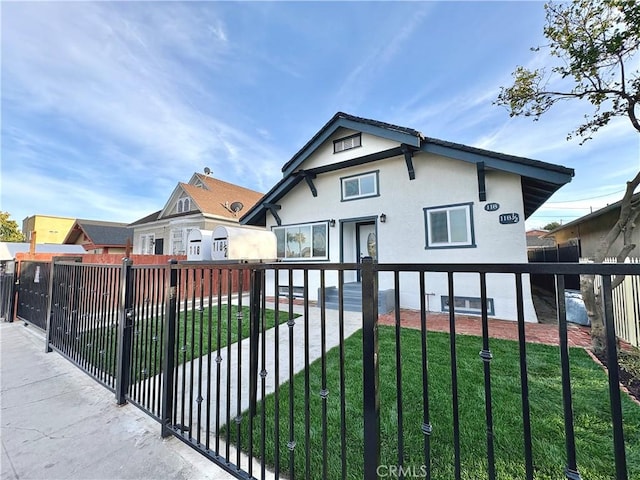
(154, 238, 164, 255)
(356, 222, 376, 281)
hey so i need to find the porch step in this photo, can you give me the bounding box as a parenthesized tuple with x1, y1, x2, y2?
(317, 283, 394, 314)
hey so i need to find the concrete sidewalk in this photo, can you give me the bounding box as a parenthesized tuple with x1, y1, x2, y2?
(0, 322, 236, 480)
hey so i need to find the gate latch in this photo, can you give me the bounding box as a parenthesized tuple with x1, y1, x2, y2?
(125, 309, 135, 327)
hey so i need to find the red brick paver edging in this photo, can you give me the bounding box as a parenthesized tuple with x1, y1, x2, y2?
(378, 309, 593, 348)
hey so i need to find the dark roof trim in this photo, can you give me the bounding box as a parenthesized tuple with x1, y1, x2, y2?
(421, 139, 574, 185)
(128, 210, 161, 227)
(281, 112, 422, 177)
(240, 176, 303, 226)
(241, 146, 406, 226)
(243, 112, 575, 225)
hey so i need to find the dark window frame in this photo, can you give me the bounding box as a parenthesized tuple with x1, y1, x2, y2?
(340, 170, 380, 202)
(441, 295, 495, 316)
(423, 201, 476, 249)
(333, 133, 362, 154)
(272, 221, 330, 261)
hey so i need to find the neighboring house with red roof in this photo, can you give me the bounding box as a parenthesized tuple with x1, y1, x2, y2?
(63, 219, 133, 254)
(525, 229, 556, 250)
(129, 173, 263, 255)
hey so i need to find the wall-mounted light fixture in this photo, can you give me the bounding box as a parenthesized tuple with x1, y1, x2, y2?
(329, 219, 336, 227)
(379, 213, 386, 223)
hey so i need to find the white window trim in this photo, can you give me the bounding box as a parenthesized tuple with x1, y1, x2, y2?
(170, 227, 194, 255)
(424, 202, 476, 249)
(273, 221, 329, 261)
(340, 170, 379, 201)
(140, 233, 155, 255)
(176, 197, 190, 214)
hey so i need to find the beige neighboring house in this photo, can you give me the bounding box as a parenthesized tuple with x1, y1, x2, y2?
(129, 173, 264, 255)
(546, 192, 640, 259)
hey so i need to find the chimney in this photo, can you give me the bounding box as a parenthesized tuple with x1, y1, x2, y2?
(29, 231, 37, 254)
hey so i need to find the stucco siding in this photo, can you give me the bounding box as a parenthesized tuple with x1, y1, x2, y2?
(301, 130, 401, 171)
(264, 151, 538, 321)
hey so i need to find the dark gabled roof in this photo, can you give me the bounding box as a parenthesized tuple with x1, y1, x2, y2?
(64, 219, 133, 247)
(281, 112, 423, 176)
(242, 112, 575, 225)
(547, 192, 640, 235)
(128, 210, 161, 227)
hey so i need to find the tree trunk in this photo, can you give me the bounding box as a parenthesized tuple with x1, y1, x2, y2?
(580, 274, 606, 353)
(582, 172, 640, 353)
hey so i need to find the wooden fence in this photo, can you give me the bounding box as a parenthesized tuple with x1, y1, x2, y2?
(584, 257, 640, 348)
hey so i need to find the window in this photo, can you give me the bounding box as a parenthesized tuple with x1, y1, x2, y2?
(140, 234, 155, 255)
(441, 296, 495, 316)
(341, 171, 379, 201)
(424, 202, 475, 248)
(176, 197, 190, 213)
(273, 222, 328, 260)
(171, 227, 193, 255)
(333, 133, 361, 153)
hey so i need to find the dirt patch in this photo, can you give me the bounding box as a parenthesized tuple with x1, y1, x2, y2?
(531, 284, 558, 324)
(592, 349, 640, 404)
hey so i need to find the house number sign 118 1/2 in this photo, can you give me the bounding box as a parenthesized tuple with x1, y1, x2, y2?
(499, 213, 520, 224)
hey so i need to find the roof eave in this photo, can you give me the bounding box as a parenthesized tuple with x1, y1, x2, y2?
(281, 114, 421, 177)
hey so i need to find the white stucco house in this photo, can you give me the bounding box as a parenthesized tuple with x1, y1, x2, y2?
(130, 173, 263, 255)
(241, 112, 574, 321)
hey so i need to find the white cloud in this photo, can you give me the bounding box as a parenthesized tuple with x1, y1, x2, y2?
(333, 3, 434, 109)
(1, 2, 285, 223)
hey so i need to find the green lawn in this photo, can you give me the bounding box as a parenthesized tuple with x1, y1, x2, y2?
(81, 304, 295, 381)
(231, 326, 640, 480)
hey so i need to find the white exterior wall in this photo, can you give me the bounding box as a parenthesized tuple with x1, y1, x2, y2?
(264, 143, 538, 322)
(301, 129, 399, 171)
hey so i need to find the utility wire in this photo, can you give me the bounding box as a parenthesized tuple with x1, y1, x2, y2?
(545, 189, 625, 204)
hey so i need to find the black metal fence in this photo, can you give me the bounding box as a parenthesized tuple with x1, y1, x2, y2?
(47, 261, 122, 391)
(528, 241, 581, 291)
(16, 261, 52, 329)
(38, 258, 640, 480)
(0, 262, 16, 322)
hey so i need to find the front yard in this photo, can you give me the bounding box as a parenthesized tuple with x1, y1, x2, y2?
(231, 326, 640, 480)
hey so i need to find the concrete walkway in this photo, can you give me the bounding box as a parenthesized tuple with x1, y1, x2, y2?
(0, 322, 237, 480)
(0, 302, 364, 480)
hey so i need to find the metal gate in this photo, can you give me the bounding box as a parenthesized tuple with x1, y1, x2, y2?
(16, 261, 52, 329)
(0, 261, 16, 322)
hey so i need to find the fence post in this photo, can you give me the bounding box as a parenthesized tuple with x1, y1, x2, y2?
(249, 267, 263, 419)
(115, 258, 134, 405)
(8, 260, 17, 323)
(361, 256, 380, 479)
(602, 275, 628, 480)
(161, 260, 178, 438)
(44, 260, 56, 352)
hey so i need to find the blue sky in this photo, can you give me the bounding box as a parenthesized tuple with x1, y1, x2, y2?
(2, 1, 638, 231)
